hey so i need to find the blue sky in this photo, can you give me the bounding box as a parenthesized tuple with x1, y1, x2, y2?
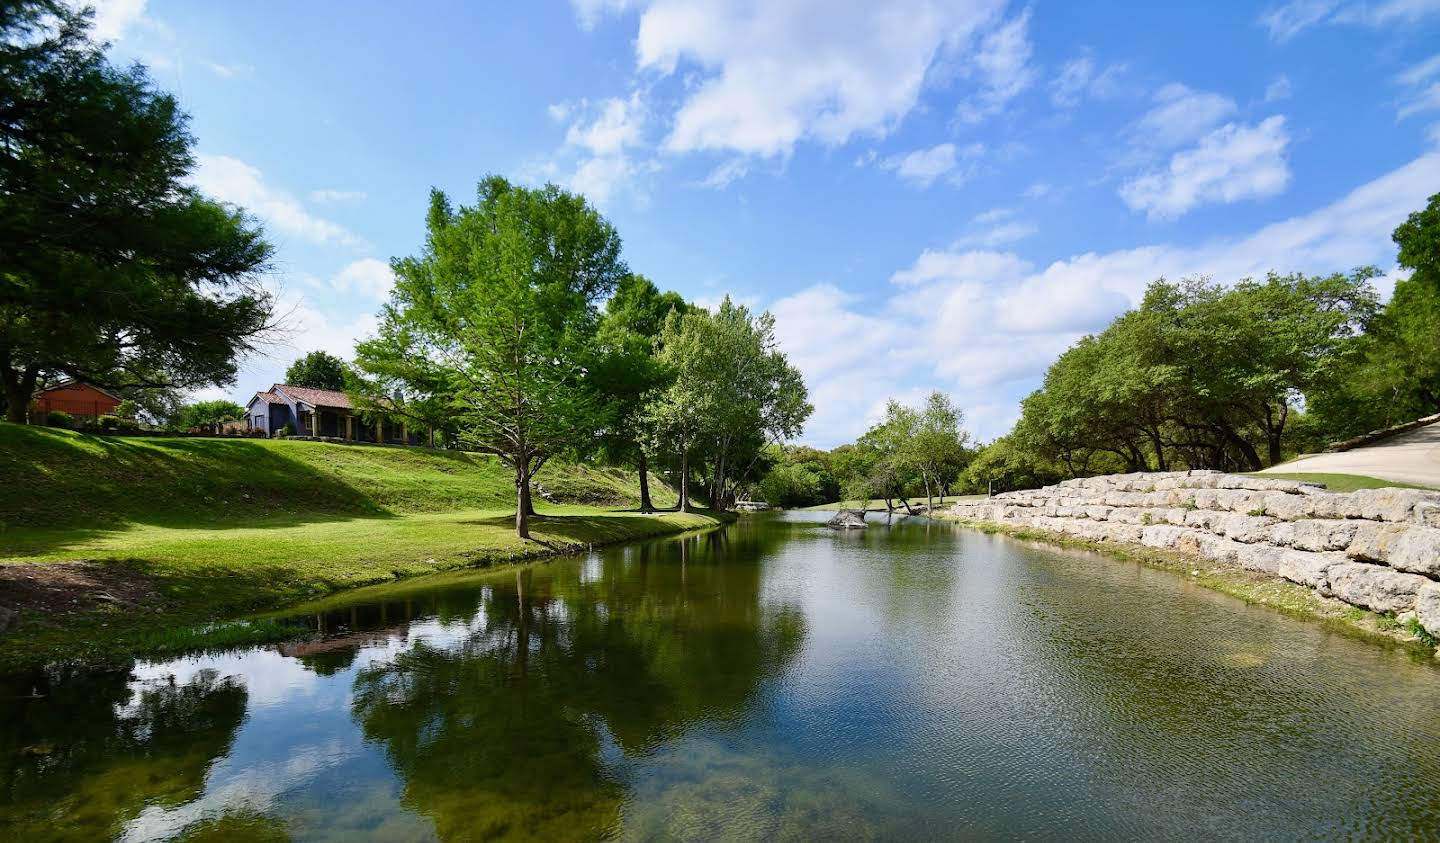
(95, 0, 1440, 445)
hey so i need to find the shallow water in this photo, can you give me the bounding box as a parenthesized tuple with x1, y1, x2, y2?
(3, 512, 1440, 841)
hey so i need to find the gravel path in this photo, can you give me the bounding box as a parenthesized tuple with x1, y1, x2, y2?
(1261, 422, 1440, 488)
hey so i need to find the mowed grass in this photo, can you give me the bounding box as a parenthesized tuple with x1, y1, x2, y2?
(0, 423, 716, 667)
(1248, 472, 1437, 492)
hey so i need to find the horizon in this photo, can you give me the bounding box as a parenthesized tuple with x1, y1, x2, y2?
(97, 0, 1440, 446)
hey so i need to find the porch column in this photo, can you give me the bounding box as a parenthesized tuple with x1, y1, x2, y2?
(346, 415, 354, 440)
(400, 422, 407, 446)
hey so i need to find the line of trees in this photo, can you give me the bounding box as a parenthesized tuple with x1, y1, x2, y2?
(350, 178, 812, 537)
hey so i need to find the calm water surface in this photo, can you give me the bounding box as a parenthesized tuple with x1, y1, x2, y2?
(4, 512, 1440, 841)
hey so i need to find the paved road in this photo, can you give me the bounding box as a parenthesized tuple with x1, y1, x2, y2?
(1260, 421, 1440, 488)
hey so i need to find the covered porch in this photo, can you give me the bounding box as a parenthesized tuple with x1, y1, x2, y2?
(295, 405, 420, 445)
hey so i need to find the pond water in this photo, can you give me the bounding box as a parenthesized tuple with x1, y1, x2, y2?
(4, 512, 1440, 841)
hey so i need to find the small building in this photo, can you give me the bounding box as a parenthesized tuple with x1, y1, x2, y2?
(245, 384, 421, 445)
(32, 380, 122, 424)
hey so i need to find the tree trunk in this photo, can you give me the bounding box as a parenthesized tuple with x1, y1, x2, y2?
(678, 446, 690, 513)
(637, 451, 655, 513)
(515, 461, 531, 539)
(3, 365, 37, 424)
(924, 476, 933, 513)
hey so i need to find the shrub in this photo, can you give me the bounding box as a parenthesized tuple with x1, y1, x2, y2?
(44, 410, 73, 428)
(97, 414, 122, 430)
(281, 422, 296, 436)
(115, 399, 139, 419)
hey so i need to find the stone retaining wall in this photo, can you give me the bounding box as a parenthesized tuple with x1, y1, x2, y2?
(947, 470, 1440, 638)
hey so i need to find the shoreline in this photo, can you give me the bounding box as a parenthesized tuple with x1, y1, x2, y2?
(0, 509, 732, 672)
(937, 514, 1439, 658)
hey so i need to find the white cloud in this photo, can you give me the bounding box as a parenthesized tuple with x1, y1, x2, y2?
(549, 93, 654, 206)
(193, 154, 360, 247)
(880, 142, 983, 188)
(771, 150, 1440, 444)
(955, 9, 1036, 124)
(1120, 116, 1291, 219)
(565, 93, 646, 156)
(700, 158, 749, 189)
(547, 102, 573, 122)
(329, 258, 394, 301)
(208, 61, 255, 78)
(88, 0, 148, 42)
(1022, 181, 1052, 199)
(1264, 74, 1293, 102)
(1397, 54, 1440, 118)
(570, 0, 637, 30)
(607, 0, 1002, 157)
(309, 189, 366, 203)
(956, 219, 1037, 248)
(1260, 0, 1440, 39)
(1133, 83, 1238, 149)
(1049, 52, 1125, 108)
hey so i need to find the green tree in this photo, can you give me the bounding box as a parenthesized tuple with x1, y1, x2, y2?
(174, 400, 244, 430)
(0, 2, 274, 423)
(1394, 191, 1440, 281)
(904, 391, 971, 511)
(858, 400, 922, 512)
(592, 274, 688, 512)
(284, 350, 348, 390)
(356, 177, 625, 538)
(645, 298, 811, 511)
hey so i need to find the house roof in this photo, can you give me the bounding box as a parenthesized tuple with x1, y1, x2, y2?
(35, 379, 122, 401)
(249, 390, 282, 407)
(274, 384, 353, 409)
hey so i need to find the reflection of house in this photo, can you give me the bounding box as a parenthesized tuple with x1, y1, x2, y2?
(32, 379, 121, 423)
(245, 384, 420, 444)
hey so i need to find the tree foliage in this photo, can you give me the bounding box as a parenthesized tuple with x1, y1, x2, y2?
(284, 351, 348, 391)
(0, 1, 274, 422)
(173, 400, 245, 430)
(354, 177, 625, 537)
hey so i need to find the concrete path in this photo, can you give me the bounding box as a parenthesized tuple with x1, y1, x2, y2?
(1260, 421, 1440, 488)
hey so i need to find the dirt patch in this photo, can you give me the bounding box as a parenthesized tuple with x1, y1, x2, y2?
(0, 562, 162, 629)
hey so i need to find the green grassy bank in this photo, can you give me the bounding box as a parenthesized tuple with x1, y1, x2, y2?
(0, 423, 723, 668)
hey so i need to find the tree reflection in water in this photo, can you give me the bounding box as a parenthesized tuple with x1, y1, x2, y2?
(351, 530, 805, 840)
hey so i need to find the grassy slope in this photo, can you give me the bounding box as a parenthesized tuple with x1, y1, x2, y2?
(0, 424, 719, 667)
(1247, 472, 1437, 492)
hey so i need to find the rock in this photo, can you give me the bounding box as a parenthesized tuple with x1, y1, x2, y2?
(1140, 525, 1193, 548)
(1346, 522, 1410, 563)
(1325, 562, 1428, 614)
(826, 510, 867, 529)
(1236, 544, 1286, 575)
(1270, 519, 1359, 552)
(1262, 492, 1317, 521)
(1276, 550, 1346, 589)
(1412, 501, 1440, 528)
(1416, 582, 1440, 637)
(1214, 513, 1278, 543)
(1385, 526, 1440, 577)
(1343, 488, 1432, 522)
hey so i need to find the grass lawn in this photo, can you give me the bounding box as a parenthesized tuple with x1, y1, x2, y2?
(0, 423, 718, 668)
(1247, 472, 1437, 492)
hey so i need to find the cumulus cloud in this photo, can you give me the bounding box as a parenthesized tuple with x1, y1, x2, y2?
(589, 0, 1004, 157)
(955, 8, 1037, 124)
(1120, 116, 1291, 219)
(87, 0, 149, 42)
(192, 154, 360, 247)
(329, 258, 395, 301)
(770, 151, 1440, 444)
(881, 142, 983, 187)
(1132, 83, 1238, 149)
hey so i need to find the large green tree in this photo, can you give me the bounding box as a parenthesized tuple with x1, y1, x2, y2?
(645, 298, 811, 511)
(592, 274, 687, 512)
(284, 350, 348, 390)
(355, 177, 625, 538)
(0, 1, 274, 423)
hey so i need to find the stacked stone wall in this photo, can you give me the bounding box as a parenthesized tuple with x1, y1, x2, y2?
(948, 470, 1440, 637)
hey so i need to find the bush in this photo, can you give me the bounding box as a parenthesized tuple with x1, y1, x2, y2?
(44, 410, 73, 428)
(97, 414, 122, 431)
(280, 422, 296, 436)
(115, 399, 139, 420)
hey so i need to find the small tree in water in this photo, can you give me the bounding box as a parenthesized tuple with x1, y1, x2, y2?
(357, 177, 624, 538)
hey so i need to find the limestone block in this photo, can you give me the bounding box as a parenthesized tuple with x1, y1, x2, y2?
(1344, 488, 1432, 522)
(1303, 493, 1351, 520)
(1411, 501, 1440, 528)
(1346, 522, 1409, 563)
(1270, 519, 1359, 552)
(1325, 562, 1428, 614)
(1236, 544, 1286, 574)
(1210, 489, 1267, 513)
(1103, 491, 1145, 508)
(1386, 526, 1440, 577)
(1185, 534, 1246, 565)
(1140, 525, 1193, 548)
(1156, 508, 1190, 526)
(1084, 506, 1112, 521)
(1276, 549, 1346, 589)
(1183, 509, 1225, 531)
(1099, 523, 1144, 543)
(1416, 582, 1440, 638)
(1215, 513, 1279, 543)
(1190, 489, 1220, 510)
(1262, 492, 1318, 521)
